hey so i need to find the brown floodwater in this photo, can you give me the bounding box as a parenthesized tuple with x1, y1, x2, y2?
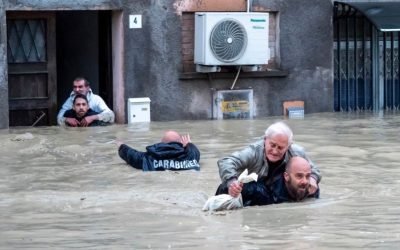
(1, 111, 400, 249)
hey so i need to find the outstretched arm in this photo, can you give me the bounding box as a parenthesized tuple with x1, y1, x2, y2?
(117, 142, 146, 169)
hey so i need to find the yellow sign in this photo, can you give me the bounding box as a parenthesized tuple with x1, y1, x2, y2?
(222, 100, 249, 113)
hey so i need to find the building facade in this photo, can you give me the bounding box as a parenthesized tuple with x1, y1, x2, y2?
(0, 0, 335, 128)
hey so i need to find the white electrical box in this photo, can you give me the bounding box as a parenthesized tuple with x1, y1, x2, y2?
(127, 97, 151, 123)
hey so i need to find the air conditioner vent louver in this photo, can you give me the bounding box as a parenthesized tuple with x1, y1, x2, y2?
(210, 19, 248, 62)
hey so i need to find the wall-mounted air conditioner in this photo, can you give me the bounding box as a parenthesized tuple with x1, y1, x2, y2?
(194, 12, 270, 71)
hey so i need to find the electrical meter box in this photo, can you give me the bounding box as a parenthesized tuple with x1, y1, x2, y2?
(127, 97, 151, 123)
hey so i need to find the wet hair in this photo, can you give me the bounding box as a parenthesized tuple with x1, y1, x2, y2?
(264, 121, 293, 145)
(73, 93, 89, 105)
(73, 77, 90, 87)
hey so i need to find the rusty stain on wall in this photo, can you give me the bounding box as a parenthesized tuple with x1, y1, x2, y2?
(173, 0, 246, 15)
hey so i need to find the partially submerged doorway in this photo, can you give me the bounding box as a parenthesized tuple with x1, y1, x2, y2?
(6, 10, 115, 126)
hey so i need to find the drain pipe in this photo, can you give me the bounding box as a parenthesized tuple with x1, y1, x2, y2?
(230, 66, 241, 90)
(207, 73, 215, 119)
(247, 0, 252, 12)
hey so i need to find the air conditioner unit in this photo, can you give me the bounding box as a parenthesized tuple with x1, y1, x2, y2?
(194, 12, 270, 71)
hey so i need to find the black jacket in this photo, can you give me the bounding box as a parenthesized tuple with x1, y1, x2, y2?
(63, 109, 110, 127)
(118, 142, 200, 171)
(241, 175, 320, 206)
(215, 174, 319, 206)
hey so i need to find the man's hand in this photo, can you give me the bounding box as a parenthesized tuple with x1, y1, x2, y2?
(65, 118, 79, 127)
(80, 115, 98, 127)
(308, 177, 319, 195)
(115, 139, 124, 148)
(228, 180, 243, 198)
(180, 134, 191, 147)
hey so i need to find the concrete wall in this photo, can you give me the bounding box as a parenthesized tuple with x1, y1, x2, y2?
(0, 0, 334, 128)
(0, 2, 8, 128)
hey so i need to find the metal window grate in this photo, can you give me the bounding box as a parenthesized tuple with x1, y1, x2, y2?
(334, 2, 400, 111)
(7, 19, 47, 63)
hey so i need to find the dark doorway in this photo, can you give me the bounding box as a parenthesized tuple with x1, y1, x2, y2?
(56, 10, 113, 117)
(6, 10, 113, 126)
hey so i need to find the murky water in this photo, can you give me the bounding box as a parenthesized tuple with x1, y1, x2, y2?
(1, 112, 400, 249)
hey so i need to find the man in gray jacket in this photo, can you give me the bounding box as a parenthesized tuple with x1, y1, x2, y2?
(217, 121, 321, 198)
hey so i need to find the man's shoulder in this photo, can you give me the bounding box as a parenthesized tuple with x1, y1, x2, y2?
(288, 143, 306, 155)
(246, 139, 265, 152)
(86, 109, 100, 116)
(63, 109, 75, 118)
(87, 92, 104, 100)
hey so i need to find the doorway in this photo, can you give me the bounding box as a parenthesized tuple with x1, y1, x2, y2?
(333, 2, 400, 111)
(6, 10, 114, 126)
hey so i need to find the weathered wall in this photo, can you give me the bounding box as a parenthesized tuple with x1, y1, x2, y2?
(4, 0, 122, 10)
(0, 0, 334, 127)
(254, 0, 334, 116)
(122, 0, 213, 120)
(122, 0, 333, 120)
(0, 2, 8, 129)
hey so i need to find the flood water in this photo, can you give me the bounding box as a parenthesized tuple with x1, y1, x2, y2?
(1, 112, 400, 249)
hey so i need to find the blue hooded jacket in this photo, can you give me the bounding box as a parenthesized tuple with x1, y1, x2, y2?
(118, 142, 200, 171)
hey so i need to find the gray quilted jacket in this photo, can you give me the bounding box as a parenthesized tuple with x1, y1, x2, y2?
(217, 139, 321, 184)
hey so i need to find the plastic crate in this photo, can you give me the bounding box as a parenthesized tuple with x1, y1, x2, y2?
(287, 107, 304, 119)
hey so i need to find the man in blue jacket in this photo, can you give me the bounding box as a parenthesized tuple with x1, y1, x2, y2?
(117, 130, 200, 171)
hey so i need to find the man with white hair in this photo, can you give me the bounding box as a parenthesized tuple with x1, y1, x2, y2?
(216, 121, 321, 198)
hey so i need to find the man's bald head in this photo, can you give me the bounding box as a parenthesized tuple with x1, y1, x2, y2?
(161, 130, 181, 143)
(284, 156, 312, 201)
(285, 156, 311, 173)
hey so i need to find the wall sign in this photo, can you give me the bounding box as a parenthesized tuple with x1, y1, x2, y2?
(129, 15, 142, 29)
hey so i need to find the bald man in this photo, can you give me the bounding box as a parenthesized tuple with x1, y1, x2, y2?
(117, 130, 200, 171)
(239, 156, 320, 206)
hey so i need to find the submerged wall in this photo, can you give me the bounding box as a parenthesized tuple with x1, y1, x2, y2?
(0, 2, 8, 128)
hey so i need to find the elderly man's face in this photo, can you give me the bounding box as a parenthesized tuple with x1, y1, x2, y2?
(73, 80, 89, 95)
(264, 134, 289, 163)
(284, 157, 311, 201)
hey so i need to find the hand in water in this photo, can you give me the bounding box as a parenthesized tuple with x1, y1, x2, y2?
(308, 177, 318, 195)
(228, 180, 243, 198)
(115, 139, 124, 148)
(180, 134, 191, 147)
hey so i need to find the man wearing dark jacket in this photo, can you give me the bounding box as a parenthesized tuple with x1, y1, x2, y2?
(63, 94, 111, 127)
(217, 156, 319, 206)
(117, 130, 200, 171)
(243, 156, 320, 206)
